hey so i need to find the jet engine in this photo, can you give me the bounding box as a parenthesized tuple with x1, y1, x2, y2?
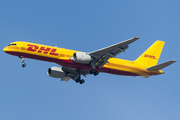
(47, 67, 66, 78)
(71, 52, 92, 64)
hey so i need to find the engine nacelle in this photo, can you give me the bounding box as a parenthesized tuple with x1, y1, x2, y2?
(47, 67, 66, 78)
(72, 52, 92, 64)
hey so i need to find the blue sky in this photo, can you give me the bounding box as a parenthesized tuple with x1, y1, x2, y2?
(0, 0, 179, 120)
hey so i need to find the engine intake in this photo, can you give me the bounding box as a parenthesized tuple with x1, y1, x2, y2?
(72, 52, 92, 64)
(47, 67, 66, 78)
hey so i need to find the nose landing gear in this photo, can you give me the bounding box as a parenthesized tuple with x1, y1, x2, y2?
(19, 56, 26, 67)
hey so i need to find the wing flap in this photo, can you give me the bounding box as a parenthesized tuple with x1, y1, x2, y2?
(146, 60, 176, 71)
(61, 77, 71, 81)
(62, 67, 89, 80)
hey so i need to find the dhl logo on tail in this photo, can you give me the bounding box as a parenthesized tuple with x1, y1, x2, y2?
(143, 54, 157, 59)
(135, 40, 165, 68)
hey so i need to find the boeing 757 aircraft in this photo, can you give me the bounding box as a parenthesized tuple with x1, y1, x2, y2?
(3, 37, 176, 84)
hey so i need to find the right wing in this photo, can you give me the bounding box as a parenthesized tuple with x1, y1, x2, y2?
(61, 37, 140, 81)
(89, 37, 140, 69)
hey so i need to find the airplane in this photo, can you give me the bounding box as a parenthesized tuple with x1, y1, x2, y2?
(3, 37, 176, 84)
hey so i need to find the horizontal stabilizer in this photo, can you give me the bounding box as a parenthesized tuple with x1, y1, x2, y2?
(146, 60, 176, 71)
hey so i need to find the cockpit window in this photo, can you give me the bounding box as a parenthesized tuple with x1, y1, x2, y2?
(8, 43, 17, 46)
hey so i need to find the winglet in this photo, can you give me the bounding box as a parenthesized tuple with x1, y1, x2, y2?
(146, 60, 176, 71)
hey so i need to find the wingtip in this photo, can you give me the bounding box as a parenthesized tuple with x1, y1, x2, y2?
(134, 37, 140, 39)
(171, 60, 177, 62)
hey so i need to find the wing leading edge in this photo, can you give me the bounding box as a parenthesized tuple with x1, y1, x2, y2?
(89, 37, 140, 68)
(89, 37, 140, 57)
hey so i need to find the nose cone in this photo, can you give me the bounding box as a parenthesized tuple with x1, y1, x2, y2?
(3, 46, 8, 53)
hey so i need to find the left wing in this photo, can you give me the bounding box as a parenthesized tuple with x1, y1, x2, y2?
(61, 67, 89, 81)
(89, 37, 140, 69)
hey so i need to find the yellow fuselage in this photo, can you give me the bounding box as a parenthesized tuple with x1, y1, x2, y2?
(3, 41, 164, 77)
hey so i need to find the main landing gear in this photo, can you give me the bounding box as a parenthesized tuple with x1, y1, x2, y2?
(75, 78, 85, 84)
(75, 70, 85, 84)
(19, 56, 26, 68)
(74, 69, 99, 84)
(75, 69, 99, 84)
(90, 69, 99, 76)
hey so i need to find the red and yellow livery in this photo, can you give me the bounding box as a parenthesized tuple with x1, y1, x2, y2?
(3, 37, 176, 84)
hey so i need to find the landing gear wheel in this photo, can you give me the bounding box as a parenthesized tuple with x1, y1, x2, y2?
(75, 70, 85, 84)
(75, 79, 85, 84)
(90, 69, 95, 74)
(80, 79, 85, 84)
(75, 78, 80, 83)
(90, 69, 99, 76)
(94, 71, 99, 76)
(22, 63, 26, 68)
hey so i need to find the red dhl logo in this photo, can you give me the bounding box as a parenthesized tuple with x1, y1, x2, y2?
(27, 44, 59, 56)
(143, 54, 157, 59)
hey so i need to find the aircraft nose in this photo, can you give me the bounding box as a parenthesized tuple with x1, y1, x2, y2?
(3, 46, 7, 52)
(3, 46, 9, 53)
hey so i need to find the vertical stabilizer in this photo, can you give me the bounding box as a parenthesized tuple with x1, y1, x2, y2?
(135, 40, 165, 68)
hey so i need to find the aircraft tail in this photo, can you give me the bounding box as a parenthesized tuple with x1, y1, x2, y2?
(135, 40, 165, 68)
